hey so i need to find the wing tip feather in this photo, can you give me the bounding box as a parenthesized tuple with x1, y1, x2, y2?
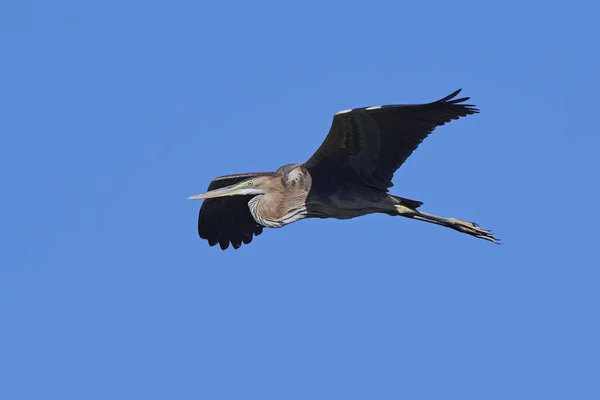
(434, 88, 480, 115)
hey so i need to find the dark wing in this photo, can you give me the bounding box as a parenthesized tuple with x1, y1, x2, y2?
(197, 172, 272, 250)
(303, 89, 479, 190)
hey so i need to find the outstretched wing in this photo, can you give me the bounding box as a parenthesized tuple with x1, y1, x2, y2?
(197, 172, 272, 250)
(303, 89, 479, 190)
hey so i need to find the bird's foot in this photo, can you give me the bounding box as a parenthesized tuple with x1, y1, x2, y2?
(448, 218, 501, 244)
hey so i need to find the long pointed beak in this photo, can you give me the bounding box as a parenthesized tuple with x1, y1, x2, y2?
(187, 185, 242, 200)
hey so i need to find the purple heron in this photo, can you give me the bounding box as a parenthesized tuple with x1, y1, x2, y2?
(189, 89, 500, 250)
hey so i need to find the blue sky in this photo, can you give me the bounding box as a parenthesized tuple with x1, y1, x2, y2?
(1, 0, 599, 399)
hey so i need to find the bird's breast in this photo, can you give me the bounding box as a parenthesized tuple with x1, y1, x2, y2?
(248, 193, 308, 228)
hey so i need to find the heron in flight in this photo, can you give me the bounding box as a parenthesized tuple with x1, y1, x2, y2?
(189, 89, 499, 250)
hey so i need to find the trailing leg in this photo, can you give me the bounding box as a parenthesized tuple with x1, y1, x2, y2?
(393, 204, 501, 244)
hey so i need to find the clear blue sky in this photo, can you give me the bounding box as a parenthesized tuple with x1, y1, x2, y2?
(2, 1, 599, 399)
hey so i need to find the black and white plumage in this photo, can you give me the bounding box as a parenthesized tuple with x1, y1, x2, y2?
(191, 89, 499, 250)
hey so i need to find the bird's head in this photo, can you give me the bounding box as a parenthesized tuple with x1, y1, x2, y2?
(187, 175, 274, 200)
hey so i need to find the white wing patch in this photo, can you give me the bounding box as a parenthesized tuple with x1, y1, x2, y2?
(335, 105, 381, 115)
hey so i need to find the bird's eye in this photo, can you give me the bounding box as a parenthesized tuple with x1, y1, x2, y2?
(246, 181, 253, 186)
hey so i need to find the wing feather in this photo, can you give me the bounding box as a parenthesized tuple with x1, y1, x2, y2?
(303, 89, 479, 189)
(197, 172, 272, 250)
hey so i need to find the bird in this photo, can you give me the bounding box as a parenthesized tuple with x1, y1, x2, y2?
(188, 89, 500, 250)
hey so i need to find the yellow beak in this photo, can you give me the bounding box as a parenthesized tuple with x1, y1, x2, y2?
(187, 185, 243, 200)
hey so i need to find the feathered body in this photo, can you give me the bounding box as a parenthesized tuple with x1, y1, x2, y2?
(191, 89, 500, 250)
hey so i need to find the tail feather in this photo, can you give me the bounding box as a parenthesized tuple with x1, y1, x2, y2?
(391, 195, 424, 210)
